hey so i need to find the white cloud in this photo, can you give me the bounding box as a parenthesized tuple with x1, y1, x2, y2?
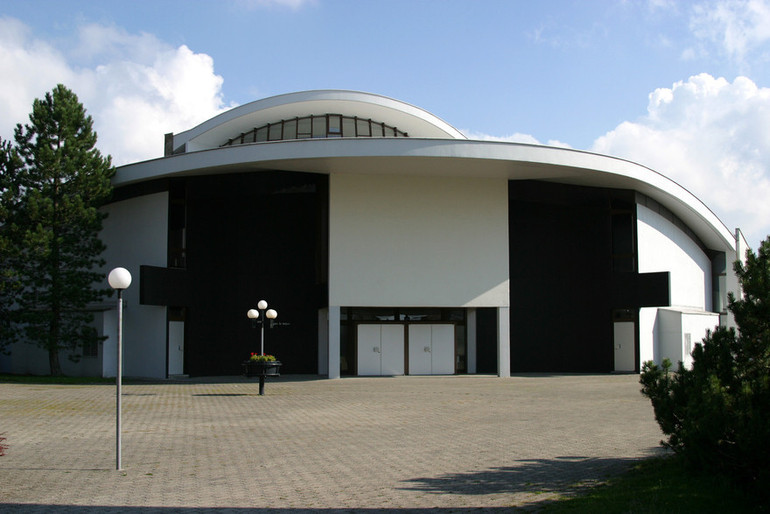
(462, 130, 572, 149)
(690, 0, 770, 67)
(591, 73, 770, 248)
(233, 0, 316, 10)
(647, 0, 679, 11)
(681, 47, 698, 60)
(0, 17, 76, 137)
(0, 17, 232, 165)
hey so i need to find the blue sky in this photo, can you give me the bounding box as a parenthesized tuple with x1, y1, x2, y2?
(2, 0, 770, 247)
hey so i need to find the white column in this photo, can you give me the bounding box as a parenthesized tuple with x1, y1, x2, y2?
(497, 307, 510, 377)
(466, 308, 477, 374)
(327, 306, 341, 379)
(317, 308, 329, 375)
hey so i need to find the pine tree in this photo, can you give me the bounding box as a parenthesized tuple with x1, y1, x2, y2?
(0, 137, 25, 353)
(10, 84, 114, 375)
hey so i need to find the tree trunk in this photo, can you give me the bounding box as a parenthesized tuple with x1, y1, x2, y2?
(48, 347, 62, 376)
(50, 174, 62, 378)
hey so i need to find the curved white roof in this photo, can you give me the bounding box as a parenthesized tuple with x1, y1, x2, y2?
(116, 90, 736, 254)
(172, 90, 466, 152)
(117, 136, 736, 253)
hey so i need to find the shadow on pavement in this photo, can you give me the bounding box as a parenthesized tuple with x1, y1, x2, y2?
(400, 454, 659, 496)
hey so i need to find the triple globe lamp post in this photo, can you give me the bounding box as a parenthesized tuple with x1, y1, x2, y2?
(247, 300, 278, 356)
(246, 301, 280, 395)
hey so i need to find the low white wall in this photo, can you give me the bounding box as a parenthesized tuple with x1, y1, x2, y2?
(1, 343, 49, 375)
(658, 308, 720, 369)
(100, 192, 168, 379)
(0, 338, 103, 376)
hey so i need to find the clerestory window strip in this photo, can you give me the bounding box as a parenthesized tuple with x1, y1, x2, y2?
(221, 114, 408, 147)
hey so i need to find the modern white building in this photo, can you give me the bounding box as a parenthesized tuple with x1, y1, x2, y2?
(0, 90, 748, 378)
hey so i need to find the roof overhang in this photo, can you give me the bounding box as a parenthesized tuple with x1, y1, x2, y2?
(115, 137, 736, 253)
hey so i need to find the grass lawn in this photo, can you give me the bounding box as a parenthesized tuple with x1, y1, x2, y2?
(541, 455, 765, 513)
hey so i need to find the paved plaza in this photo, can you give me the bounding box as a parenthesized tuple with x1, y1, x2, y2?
(0, 374, 665, 512)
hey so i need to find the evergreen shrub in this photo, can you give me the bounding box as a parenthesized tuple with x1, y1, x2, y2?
(640, 237, 770, 488)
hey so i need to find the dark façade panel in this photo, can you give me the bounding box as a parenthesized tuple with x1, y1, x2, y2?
(475, 308, 498, 374)
(638, 272, 671, 307)
(180, 171, 328, 376)
(611, 271, 671, 308)
(140, 265, 189, 306)
(508, 181, 621, 373)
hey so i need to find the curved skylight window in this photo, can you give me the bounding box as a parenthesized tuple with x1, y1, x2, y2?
(221, 114, 408, 146)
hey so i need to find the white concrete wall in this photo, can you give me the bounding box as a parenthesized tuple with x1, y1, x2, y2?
(0, 194, 168, 378)
(637, 204, 712, 310)
(637, 204, 716, 368)
(100, 192, 168, 379)
(328, 173, 509, 307)
(723, 228, 750, 329)
(658, 308, 720, 369)
(639, 307, 659, 365)
(0, 336, 104, 376)
(681, 310, 720, 368)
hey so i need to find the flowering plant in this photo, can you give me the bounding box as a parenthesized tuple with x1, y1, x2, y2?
(248, 353, 277, 362)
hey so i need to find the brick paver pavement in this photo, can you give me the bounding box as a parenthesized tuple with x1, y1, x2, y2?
(0, 374, 664, 512)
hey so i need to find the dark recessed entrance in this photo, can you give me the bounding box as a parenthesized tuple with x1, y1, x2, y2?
(139, 171, 328, 376)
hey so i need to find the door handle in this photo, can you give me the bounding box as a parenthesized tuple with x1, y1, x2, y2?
(424, 346, 431, 353)
(373, 347, 381, 353)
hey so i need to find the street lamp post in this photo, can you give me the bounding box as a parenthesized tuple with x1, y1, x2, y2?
(247, 300, 278, 356)
(108, 267, 132, 471)
(246, 301, 279, 396)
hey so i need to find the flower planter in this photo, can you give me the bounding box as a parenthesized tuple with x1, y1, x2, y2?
(242, 360, 282, 395)
(242, 360, 282, 378)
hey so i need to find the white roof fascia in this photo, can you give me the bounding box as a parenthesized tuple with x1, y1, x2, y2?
(115, 138, 735, 253)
